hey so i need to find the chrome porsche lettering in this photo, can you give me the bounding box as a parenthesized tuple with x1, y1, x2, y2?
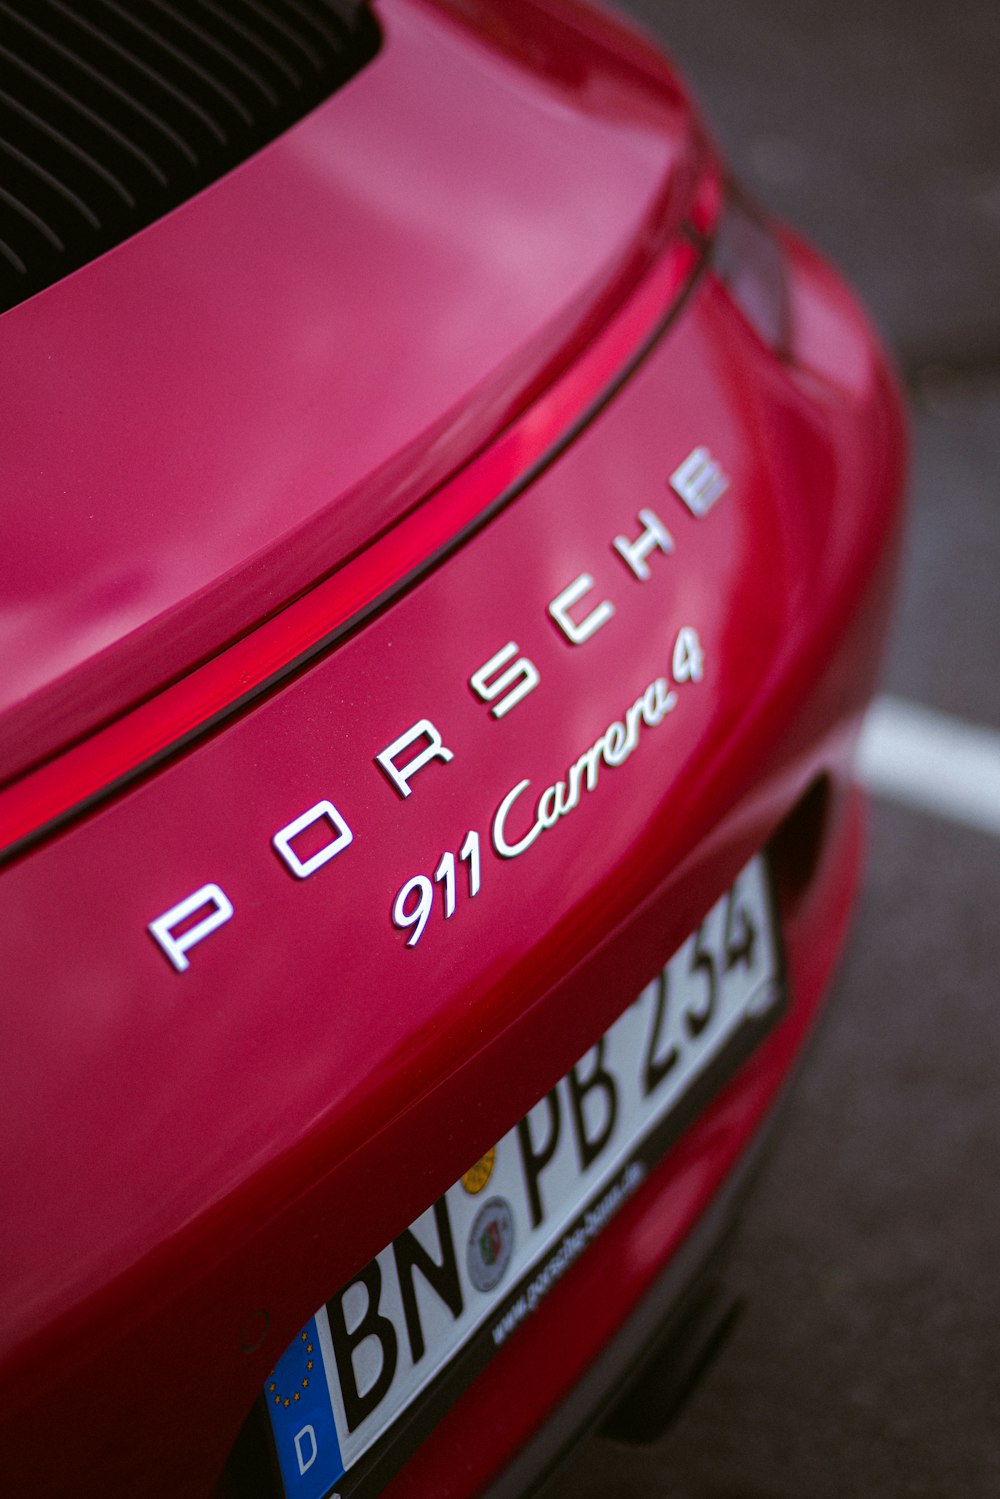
(272, 798, 353, 879)
(547, 573, 615, 645)
(469, 642, 540, 719)
(148, 882, 234, 972)
(491, 673, 679, 861)
(669, 446, 729, 517)
(145, 466, 716, 968)
(612, 508, 674, 580)
(376, 718, 454, 799)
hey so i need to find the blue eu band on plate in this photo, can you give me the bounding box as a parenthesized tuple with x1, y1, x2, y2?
(266, 854, 784, 1499)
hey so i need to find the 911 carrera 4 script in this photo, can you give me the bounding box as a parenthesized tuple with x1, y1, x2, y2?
(148, 622, 706, 972)
(262, 854, 784, 1499)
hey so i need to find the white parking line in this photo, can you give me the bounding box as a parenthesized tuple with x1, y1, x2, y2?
(856, 696, 1000, 837)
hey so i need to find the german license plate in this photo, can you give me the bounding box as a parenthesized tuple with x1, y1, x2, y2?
(263, 854, 784, 1499)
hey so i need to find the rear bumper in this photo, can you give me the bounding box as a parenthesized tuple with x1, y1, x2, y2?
(481, 1064, 787, 1499)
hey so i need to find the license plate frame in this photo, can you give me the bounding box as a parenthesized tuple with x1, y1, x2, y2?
(263, 853, 785, 1499)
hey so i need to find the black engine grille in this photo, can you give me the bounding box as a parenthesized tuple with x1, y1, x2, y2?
(0, 0, 378, 314)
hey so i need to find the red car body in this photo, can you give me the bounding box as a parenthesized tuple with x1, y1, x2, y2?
(0, 1, 905, 1495)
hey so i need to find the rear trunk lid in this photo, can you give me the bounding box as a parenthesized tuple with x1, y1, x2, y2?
(0, 0, 704, 784)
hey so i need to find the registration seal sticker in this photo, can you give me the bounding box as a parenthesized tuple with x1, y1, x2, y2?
(461, 1147, 496, 1195)
(467, 1197, 514, 1292)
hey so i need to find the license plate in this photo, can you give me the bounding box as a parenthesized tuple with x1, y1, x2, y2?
(263, 854, 784, 1499)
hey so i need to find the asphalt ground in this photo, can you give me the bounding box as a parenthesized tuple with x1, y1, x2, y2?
(544, 2, 1000, 1495)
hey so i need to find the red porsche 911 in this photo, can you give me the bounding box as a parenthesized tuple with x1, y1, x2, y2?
(0, 1, 906, 1496)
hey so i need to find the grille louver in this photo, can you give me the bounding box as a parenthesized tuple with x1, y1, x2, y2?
(0, 0, 378, 313)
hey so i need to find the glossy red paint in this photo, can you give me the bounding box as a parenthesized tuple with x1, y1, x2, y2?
(0, 226, 706, 863)
(0, 0, 706, 787)
(0, 2, 906, 1497)
(1, 252, 903, 1495)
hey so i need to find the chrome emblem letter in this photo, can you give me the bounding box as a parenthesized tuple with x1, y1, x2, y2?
(149, 883, 234, 972)
(376, 719, 454, 799)
(669, 446, 729, 517)
(613, 508, 675, 580)
(469, 642, 540, 719)
(273, 799, 353, 879)
(547, 574, 614, 645)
